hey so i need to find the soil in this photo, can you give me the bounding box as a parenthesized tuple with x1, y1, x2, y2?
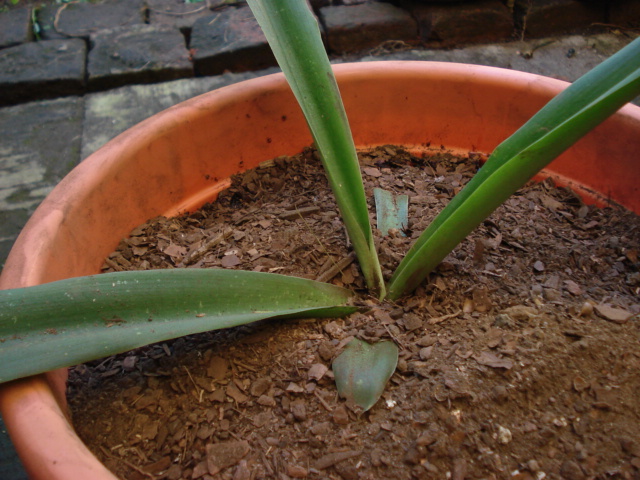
(68, 146, 640, 480)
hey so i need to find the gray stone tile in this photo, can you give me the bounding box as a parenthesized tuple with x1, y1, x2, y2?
(0, 7, 33, 49)
(409, 0, 513, 46)
(514, 0, 606, 38)
(319, 2, 417, 54)
(190, 7, 276, 76)
(37, 0, 146, 40)
(147, 0, 215, 35)
(88, 24, 193, 91)
(0, 39, 86, 106)
(0, 97, 84, 268)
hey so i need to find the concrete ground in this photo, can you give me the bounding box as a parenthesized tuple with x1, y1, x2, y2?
(0, 31, 638, 478)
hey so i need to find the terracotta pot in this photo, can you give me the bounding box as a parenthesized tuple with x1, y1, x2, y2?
(1, 62, 638, 479)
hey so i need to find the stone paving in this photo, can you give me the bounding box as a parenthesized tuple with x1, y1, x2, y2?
(1, 0, 638, 106)
(0, 0, 639, 476)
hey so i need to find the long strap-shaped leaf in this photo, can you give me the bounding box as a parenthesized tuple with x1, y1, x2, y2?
(0, 269, 356, 383)
(387, 37, 640, 300)
(247, 0, 385, 297)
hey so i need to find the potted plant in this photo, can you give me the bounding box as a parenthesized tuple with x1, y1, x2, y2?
(1, 0, 639, 477)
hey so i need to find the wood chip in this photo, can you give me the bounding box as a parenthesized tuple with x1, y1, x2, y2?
(206, 440, 250, 475)
(308, 363, 328, 381)
(315, 253, 356, 283)
(226, 384, 248, 403)
(428, 310, 461, 325)
(363, 167, 382, 177)
(594, 304, 633, 324)
(314, 450, 362, 470)
(279, 206, 320, 220)
(473, 351, 514, 369)
(182, 228, 232, 266)
(207, 356, 229, 380)
(286, 382, 304, 393)
(221, 254, 241, 268)
(563, 279, 583, 295)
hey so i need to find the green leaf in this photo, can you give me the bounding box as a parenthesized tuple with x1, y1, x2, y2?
(246, 0, 385, 297)
(0, 269, 356, 384)
(332, 338, 398, 411)
(386, 37, 640, 300)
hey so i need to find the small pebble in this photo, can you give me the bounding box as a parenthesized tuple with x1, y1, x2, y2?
(497, 425, 512, 444)
(579, 301, 594, 317)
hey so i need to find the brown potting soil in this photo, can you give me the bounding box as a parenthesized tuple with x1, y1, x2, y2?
(68, 146, 640, 480)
